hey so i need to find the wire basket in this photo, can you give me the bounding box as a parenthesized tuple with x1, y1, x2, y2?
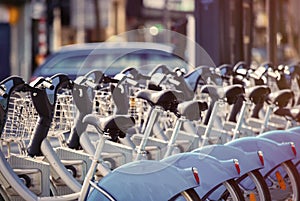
(0, 84, 150, 154)
(1, 89, 76, 153)
(1, 92, 36, 141)
(1, 91, 37, 155)
(48, 89, 76, 138)
(92, 85, 149, 128)
(93, 88, 114, 116)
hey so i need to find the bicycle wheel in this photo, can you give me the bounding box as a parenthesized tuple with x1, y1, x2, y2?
(214, 179, 245, 201)
(169, 188, 201, 201)
(266, 160, 300, 201)
(238, 169, 271, 201)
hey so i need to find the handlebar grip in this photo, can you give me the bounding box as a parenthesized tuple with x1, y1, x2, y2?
(248, 72, 260, 80)
(168, 78, 180, 86)
(0, 87, 8, 98)
(267, 70, 279, 79)
(85, 79, 98, 89)
(126, 78, 139, 86)
(102, 75, 119, 84)
(41, 81, 54, 90)
(110, 78, 120, 83)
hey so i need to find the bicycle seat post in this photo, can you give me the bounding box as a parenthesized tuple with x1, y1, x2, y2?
(232, 100, 252, 140)
(164, 116, 184, 158)
(135, 106, 162, 161)
(201, 100, 221, 147)
(260, 104, 275, 134)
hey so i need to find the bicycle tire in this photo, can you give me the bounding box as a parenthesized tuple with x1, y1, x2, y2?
(169, 188, 201, 201)
(266, 160, 300, 201)
(219, 179, 245, 201)
(244, 169, 271, 201)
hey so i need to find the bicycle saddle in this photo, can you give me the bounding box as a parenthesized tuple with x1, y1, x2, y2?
(201, 84, 244, 104)
(233, 61, 249, 75)
(136, 89, 184, 112)
(273, 106, 300, 121)
(83, 114, 135, 141)
(267, 89, 294, 107)
(216, 64, 233, 80)
(184, 66, 213, 92)
(245, 85, 271, 104)
(177, 100, 208, 121)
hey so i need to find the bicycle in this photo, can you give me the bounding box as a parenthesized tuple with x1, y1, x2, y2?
(0, 74, 201, 201)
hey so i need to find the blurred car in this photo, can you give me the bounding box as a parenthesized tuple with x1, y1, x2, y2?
(252, 45, 299, 66)
(31, 42, 191, 80)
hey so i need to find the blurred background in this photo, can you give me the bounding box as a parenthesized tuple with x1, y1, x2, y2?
(1, 0, 300, 81)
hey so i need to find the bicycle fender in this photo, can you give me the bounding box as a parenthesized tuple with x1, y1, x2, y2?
(193, 145, 264, 191)
(226, 137, 296, 176)
(193, 144, 264, 175)
(288, 126, 300, 134)
(161, 152, 240, 198)
(87, 160, 199, 201)
(259, 130, 300, 164)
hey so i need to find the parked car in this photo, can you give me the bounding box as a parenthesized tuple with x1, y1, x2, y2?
(252, 45, 299, 66)
(31, 42, 192, 80)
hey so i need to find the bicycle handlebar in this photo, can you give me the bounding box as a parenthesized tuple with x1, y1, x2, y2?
(125, 77, 139, 86)
(102, 74, 119, 84)
(0, 76, 26, 95)
(0, 86, 8, 98)
(267, 70, 279, 79)
(168, 77, 181, 86)
(28, 74, 73, 156)
(120, 67, 151, 81)
(137, 73, 151, 81)
(149, 64, 175, 76)
(40, 80, 55, 90)
(84, 79, 99, 89)
(29, 77, 54, 90)
(84, 70, 103, 82)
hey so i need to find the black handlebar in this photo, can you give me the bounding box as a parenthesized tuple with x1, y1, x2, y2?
(27, 73, 73, 157)
(29, 76, 52, 89)
(0, 76, 26, 94)
(102, 74, 120, 84)
(0, 76, 27, 114)
(40, 80, 55, 90)
(0, 86, 7, 98)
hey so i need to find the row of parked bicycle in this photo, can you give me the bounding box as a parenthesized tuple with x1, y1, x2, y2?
(0, 60, 300, 200)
